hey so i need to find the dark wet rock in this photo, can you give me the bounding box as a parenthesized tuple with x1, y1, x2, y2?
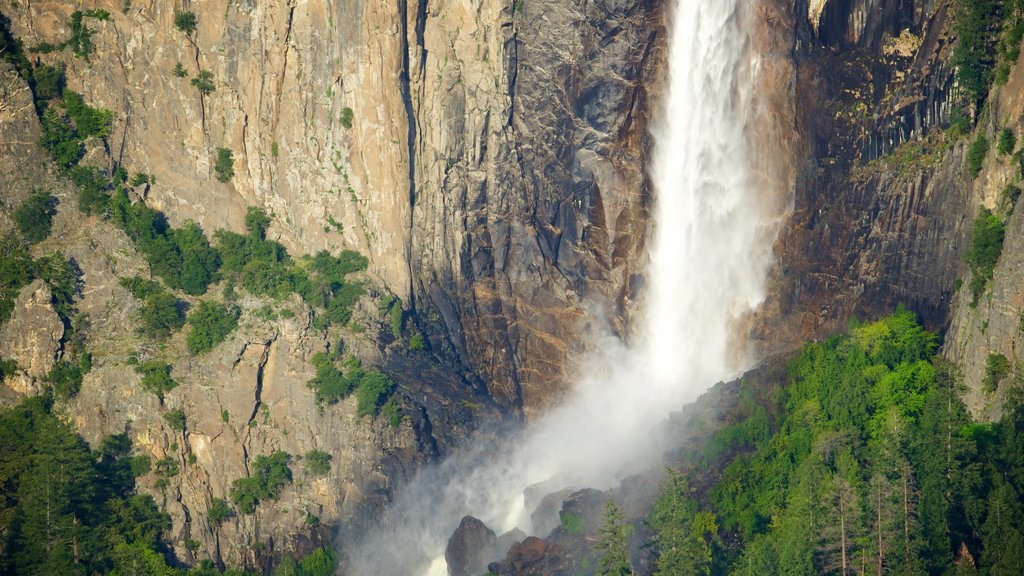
(446, 516, 498, 576)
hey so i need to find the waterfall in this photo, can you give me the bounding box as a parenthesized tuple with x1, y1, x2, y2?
(348, 0, 783, 573)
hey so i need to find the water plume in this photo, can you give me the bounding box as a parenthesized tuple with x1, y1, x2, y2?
(347, 0, 786, 572)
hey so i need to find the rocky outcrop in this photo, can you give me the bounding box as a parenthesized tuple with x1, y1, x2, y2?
(0, 280, 63, 393)
(752, 0, 971, 357)
(3, 0, 662, 419)
(446, 516, 498, 576)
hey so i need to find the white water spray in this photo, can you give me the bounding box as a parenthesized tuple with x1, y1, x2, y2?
(349, 0, 784, 573)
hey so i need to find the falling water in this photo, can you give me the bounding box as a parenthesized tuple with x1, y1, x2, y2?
(348, 0, 783, 573)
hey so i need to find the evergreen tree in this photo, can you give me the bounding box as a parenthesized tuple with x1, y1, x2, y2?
(595, 501, 633, 576)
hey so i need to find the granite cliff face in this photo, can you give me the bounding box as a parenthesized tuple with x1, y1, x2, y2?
(3, 0, 1024, 571)
(3, 0, 662, 418)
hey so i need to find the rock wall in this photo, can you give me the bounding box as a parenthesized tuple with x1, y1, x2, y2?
(4, 0, 662, 418)
(752, 0, 972, 358)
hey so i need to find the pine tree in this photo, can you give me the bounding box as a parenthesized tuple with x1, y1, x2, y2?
(595, 501, 633, 576)
(980, 480, 1024, 575)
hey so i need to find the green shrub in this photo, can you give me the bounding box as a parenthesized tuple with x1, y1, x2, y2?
(229, 450, 292, 514)
(983, 353, 1012, 392)
(299, 548, 337, 576)
(304, 450, 332, 477)
(339, 107, 354, 129)
(45, 359, 84, 400)
(187, 301, 240, 354)
(389, 298, 403, 338)
(355, 370, 395, 417)
(191, 70, 215, 95)
(173, 11, 197, 35)
(63, 90, 112, 139)
(208, 497, 231, 524)
(13, 190, 56, 243)
(66, 11, 95, 59)
(84, 9, 111, 21)
(966, 207, 1006, 306)
(245, 206, 271, 239)
(138, 292, 185, 338)
(162, 408, 186, 431)
(135, 361, 178, 401)
(560, 511, 584, 535)
(31, 63, 65, 100)
(214, 148, 234, 183)
(952, 0, 999, 106)
(33, 252, 79, 321)
(0, 243, 32, 324)
(382, 399, 401, 427)
(409, 333, 426, 351)
(306, 352, 355, 406)
(155, 456, 178, 478)
(172, 62, 186, 78)
(967, 135, 990, 178)
(129, 455, 151, 477)
(69, 166, 113, 215)
(39, 107, 84, 169)
(119, 276, 162, 299)
(998, 127, 1016, 155)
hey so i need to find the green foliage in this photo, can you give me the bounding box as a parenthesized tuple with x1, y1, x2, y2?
(649, 472, 719, 576)
(304, 449, 332, 477)
(111, 188, 221, 295)
(306, 353, 394, 415)
(39, 107, 84, 168)
(187, 301, 240, 354)
(229, 451, 292, 514)
(162, 408, 186, 431)
(63, 90, 113, 139)
(339, 107, 354, 129)
(173, 62, 187, 78)
(664, 310, 1024, 576)
(31, 63, 65, 101)
(966, 207, 1006, 306)
(409, 333, 426, 351)
(984, 352, 1012, 392)
(245, 207, 271, 240)
(389, 298, 403, 338)
(0, 239, 33, 324)
(32, 252, 80, 321)
(952, 0, 1001, 106)
(174, 11, 198, 35)
(69, 166, 113, 215)
(560, 511, 584, 535)
(13, 190, 56, 243)
(84, 9, 111, 21)
(119, 275, 162, 300)
(355, 370, 395, 417)
(214, 147, 235, 183)
(999, 127, 1017, 155)
(66, 11, 95, 59)
(208, 497, 232, 524)
(138, 292, 185, 338)
(382, 399, 401, 427)
(967, 134, 990, 178)
(45, 359, 84, 400)
(0, 396, 173, 575)
(135, 361, 178, 402)
(191, 70, 216, 95)
(299, 548, 336, 576)
(595, 501, 633, 576)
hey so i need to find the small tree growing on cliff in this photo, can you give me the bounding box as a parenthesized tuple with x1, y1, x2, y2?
(596, 501, 634, 576)
(173, 11, 197, 36)
(191, 70, 215, 96)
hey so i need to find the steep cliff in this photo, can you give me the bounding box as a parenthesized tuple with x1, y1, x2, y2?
(3, 0, 663, 418)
